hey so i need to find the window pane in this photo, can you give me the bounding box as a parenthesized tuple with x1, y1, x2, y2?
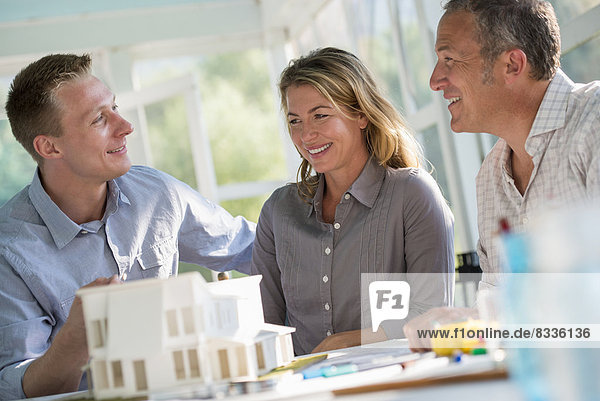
(395, 0, 433, 108)
(146, 96, 197, 188)
(0, 119, 36, 206)
(134, 49, 287, 223)
(415, 126, 450, 202)
(561, 36, 600, 83)
(219, 193, 270, 225)
(549, 0, 600, 22)
(353, 0, 405, 111)
(195, 50, 286, 186)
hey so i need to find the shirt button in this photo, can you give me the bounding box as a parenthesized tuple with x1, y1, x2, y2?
(522, 216, 529, 225)
(324, 303, 330, 311)
(326, 330, 332, 336)
(324, 247, 331, 255)
(81, 230, 88, 235)
(333, 222, 340, 230)
(344, 193, 350, 200)
(322, 275, 329, 283)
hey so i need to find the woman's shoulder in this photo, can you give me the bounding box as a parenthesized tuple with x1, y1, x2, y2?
(263, 183, 306, 209)
(385, 167, 445, 200)
(386, 166, 435, 186)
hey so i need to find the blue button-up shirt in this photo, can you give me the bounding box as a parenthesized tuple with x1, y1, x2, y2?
(0, 165, 255, 399)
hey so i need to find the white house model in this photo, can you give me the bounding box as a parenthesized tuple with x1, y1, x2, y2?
(77, 273, 295, 399)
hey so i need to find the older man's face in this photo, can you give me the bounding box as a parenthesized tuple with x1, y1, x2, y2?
(430, 11, 503, 134)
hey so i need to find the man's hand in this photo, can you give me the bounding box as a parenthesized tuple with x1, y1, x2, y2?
(23, 275, 121, 398)
(311, 327, 387, 354)
(402, 307, 478, 352)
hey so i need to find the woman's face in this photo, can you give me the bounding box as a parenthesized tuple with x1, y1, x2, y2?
(286, 84, 369, 178)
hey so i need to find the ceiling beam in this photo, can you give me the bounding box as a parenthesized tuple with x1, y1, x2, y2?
(0, 1, 262, 58)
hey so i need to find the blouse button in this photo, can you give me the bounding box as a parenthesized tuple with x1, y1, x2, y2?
(324, 303, 330, 311)
(325, 247, 331, 255)
(322, 275, 329, 283)
(333, 222, 340, 230)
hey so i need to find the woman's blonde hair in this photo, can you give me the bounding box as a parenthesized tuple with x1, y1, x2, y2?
(279, 47, 423, 201)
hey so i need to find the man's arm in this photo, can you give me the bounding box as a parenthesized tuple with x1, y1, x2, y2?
(161, 171, 256, 274)
(22, 276, 120, 398)
(0, 268, 120, 399)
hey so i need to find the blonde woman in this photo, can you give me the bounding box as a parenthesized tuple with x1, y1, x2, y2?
(251, 47, 454, 355)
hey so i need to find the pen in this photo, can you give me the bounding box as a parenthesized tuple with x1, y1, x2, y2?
(302, 363, 358, 379)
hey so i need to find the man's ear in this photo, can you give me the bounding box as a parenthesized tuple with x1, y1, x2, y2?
(33, 135, 62, 160)
(502, 49, 527, 84)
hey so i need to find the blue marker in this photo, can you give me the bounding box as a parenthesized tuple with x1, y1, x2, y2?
(302, 363, 358, 379)
(322, 364, 358, 377)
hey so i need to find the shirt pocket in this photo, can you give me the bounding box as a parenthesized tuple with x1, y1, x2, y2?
(136, 237, 177, 279)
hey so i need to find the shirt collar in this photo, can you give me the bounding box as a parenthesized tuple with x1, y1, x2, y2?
(28, 169, 129, 249)
(528, 69, 574, 137)
(308, 157, 385, 217)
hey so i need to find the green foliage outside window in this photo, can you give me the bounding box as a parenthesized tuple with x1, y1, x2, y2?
(0, 119, 36, 207)
(140, 49, 287, 224)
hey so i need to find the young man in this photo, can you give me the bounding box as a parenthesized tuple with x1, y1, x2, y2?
(405, 0, 600, 349)
(0, 54, 256, 398)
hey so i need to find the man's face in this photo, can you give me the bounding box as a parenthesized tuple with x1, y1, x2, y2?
(51, 75, 133, 185)
(430, 11, 501, 133)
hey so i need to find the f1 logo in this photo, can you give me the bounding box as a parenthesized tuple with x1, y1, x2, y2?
(369, 281, 410, 332)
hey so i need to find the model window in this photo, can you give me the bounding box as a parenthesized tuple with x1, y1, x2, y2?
(112, 360, 124, 388)
(93, 360, 109, 390)
(91, 320, 104, 348)
(188, 349, 201, 378)
(173, 350, 185, 380)
(133, 360, 148, 391)
(218, 349, 230, 379)
(166, 309, 178, 337)
(255, 342, 266, 370)
(236, 346, 248, 376)
(182, 306, 194, 335)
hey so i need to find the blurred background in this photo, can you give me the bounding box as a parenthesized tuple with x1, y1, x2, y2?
(1, 0, 599, 280)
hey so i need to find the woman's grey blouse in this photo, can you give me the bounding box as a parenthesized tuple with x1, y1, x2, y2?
(251, 158, 455, 355)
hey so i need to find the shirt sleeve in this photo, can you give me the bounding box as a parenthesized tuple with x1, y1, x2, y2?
(250, 192, 287, 326)
(400, 170, 455, 316)
(0, 253, 49, 400)
(165, 173, 257, 275)
(402, 170, 455, 278)
(382, 170, 455, 337)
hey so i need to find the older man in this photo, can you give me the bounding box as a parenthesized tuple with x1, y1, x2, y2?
(405, 0, 600, 349)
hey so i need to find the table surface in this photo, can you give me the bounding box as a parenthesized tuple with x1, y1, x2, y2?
(25, 340, 527, 401)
